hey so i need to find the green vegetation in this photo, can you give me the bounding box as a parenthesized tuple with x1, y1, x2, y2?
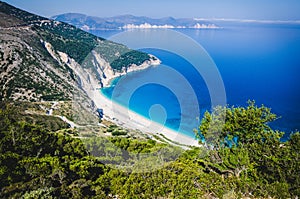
(0, 102, 69, 131)
(0, 37, 73, 101)
(110, 50, 150, 71)
(37, 22, 99, 64)
(106, 124, 128, 136)
(36, 17, 151, 70)
(82, 40, 151, 72)
(195, 101, 300, 197)
(0, 101, 299, 198)
(0, 1, 152, 102)
(0, 1, 98, 64)
(1, 3, 298, 198)
(0, 1, 151, 69)
(159, 133, 190, 147)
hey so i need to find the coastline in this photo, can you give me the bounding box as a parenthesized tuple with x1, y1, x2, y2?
(93, 88, 200, 147)
(87, 56, 200, 147)
(100, 54, 161, 88)
(60, 48, 200, 147)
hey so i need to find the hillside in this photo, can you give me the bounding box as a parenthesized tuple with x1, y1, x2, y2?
(0, 1, 156, 102)
(0, 2, 299, 199)
(0, 100, 299, 198)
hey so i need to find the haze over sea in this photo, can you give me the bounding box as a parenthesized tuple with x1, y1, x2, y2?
(94, 23, 300, 140)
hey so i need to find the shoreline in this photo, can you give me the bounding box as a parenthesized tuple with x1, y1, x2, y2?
(93, 89, 200, 147)
(66, 50, 201, 147)
(100, 54, 161, 88)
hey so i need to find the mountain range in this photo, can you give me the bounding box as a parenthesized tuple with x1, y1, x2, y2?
(52, 13, 220, 30)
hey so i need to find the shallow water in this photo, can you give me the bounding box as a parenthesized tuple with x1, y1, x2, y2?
(96, 24, 300, 139)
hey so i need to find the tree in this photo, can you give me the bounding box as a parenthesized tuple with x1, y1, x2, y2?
(196, 101, 278, 148)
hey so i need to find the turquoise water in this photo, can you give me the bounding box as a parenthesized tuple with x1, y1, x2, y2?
(96, 25, 300, 139)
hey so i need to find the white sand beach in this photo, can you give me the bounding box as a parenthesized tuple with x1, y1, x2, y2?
(61, 48, 200, 147)
(92, 88, 200, 147)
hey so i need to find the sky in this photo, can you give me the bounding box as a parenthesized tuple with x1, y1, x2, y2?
(2, 0, 300, 20)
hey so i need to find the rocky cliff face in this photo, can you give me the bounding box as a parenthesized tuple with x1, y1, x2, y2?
(0, 25, 77, 101)
(43, 41, 159, 99)
(0, 1, 159, 105)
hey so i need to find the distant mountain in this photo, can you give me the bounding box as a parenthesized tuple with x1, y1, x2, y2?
(0, 2, 156, 103)
(52, 13, 220, 30)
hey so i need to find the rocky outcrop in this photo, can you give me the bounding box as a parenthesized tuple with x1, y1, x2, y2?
(44, 41, 160, 91)
(40, 40, 160, 108)
(90, 50, 160, 87)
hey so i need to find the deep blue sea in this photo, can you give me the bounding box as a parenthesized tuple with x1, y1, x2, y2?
(90, 24, 300, 140)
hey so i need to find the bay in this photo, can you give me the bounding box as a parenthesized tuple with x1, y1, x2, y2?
(94, 24, 300, 139)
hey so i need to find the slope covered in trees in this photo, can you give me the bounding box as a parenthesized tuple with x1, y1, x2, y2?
(0, 1, 151, 101)
(0, 101, 299, 198)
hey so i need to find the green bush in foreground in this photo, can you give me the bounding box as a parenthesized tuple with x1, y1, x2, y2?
(0, 102, 299, 198)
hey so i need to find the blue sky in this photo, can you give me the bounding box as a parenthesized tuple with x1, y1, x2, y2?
(3, 0, 300, 20)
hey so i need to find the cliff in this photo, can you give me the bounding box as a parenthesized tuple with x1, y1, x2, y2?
(0, 1, 159, 104)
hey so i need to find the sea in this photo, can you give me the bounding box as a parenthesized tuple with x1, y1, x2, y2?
(89, 23, 300, 140)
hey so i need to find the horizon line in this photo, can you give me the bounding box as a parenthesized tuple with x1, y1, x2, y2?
(194, 18, 300, 24)
(51, 13, 300, 24)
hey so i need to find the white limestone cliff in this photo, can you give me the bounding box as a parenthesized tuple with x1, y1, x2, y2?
(43, 40, 161, 94)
